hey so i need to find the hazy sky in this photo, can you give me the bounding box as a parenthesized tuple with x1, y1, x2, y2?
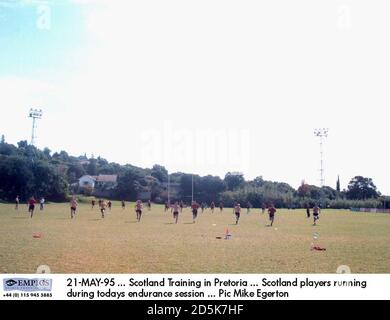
(1, 0, 389, 194)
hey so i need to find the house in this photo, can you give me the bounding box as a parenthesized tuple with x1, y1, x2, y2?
(95, 174, 118, 185)
(79, 175, 96, 189)
(78, 175, 118, 189)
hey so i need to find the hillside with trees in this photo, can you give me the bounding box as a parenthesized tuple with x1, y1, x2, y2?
(0, 139, 387, 209)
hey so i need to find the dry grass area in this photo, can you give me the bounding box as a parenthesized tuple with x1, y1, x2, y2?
(0, 202, 389, 273)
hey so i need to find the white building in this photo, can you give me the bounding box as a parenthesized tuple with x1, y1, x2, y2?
(78, 175, 96, 189)
(78, 174, 118, 189)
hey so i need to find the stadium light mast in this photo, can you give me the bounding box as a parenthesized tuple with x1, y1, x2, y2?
(314, 128, 329, 187)
(29, 108, 43, 146)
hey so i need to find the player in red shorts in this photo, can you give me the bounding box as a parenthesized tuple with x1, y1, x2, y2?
(100, 200, 107, 218)
(210, 202, 215, 213)
(234, 203, 241, 224)
(135, 200, 143, 222)
(70, 197, 78, 219)
(268, 204, 276, 226)
(313, 205, 320, 226)
(172, 202, 180, 224)
(191, 201, 200, 223)
(28, 196, 37, 218)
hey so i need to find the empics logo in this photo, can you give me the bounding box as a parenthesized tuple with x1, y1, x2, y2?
(3, 278, 52, 292)
(5, 279, 17, 287)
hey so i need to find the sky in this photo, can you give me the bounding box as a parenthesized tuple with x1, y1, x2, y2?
(0, 0, 389, 194)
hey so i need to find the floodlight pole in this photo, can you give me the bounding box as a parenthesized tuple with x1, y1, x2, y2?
(29, 108, 43, 146)
(314, 128, 328, 187)
(31, 117, 37, 145)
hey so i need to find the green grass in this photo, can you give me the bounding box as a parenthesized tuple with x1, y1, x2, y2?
(0, 203, 389, 273)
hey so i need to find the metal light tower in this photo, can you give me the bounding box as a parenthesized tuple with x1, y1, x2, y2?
(29, 108, 43, 146)
(314, 128, 329, 187)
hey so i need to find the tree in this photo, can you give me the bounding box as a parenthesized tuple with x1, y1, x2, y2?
(336, 175, 340, 192)
(297, 181, 310, 198)
(58, 151, 70, 162)
(0, 142, 17, 156)
(224, 172, 245, 191)
(321, 186, 337, 200)
(144, 175, 162, 199)
(87, 158, 98, 176)
(198, 175, 225, 201)
(67, 163, 86, 183)
(179, 174, 199, 200)
(346, 176, 380, 200)
(0, 155, 34, 200)
(151, 165, 168, 182)
(42, 147, 51, 159)
(115, 168, 144, 200)
(252, 176, 265, 187)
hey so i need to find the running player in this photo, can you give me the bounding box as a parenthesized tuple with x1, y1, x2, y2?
(164, 201, 169, 212)
(210, 202, 215, 213)
(219, 202, 223, 212)
(191, 201, 199, 223)
(91, 199, 96, 209)
(147, 200, 151, 211)
(306, 204, 311, 218)
(234, 203, 241, 224)
(28, 197, 36, 218)
(201, 202, 205, 213)
(121, 200, 125, 209)
(313, 205, 320, 226)
(15, 195, 20, 210)
(172, 201, 180, 224)
(261, 203, 266, 214)
(179, 201, 184, 213)
(39, 197, 45, 211)
(107, 200, 112, 210)
(135, 200, 143, 222)
(232, 202, 237, 214)
(100, 200, 107, 218)
(70, 197, 78, 219)
(268, 204, 276, 226)
(246, 202, 251, 214)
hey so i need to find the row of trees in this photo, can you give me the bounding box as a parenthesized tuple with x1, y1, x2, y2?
(0, 139, 386, 208)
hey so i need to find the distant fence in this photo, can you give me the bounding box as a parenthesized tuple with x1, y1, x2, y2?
(350, 208, 390, 213)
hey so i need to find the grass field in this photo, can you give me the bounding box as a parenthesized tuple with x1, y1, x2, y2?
(0, 202, 389, 273)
